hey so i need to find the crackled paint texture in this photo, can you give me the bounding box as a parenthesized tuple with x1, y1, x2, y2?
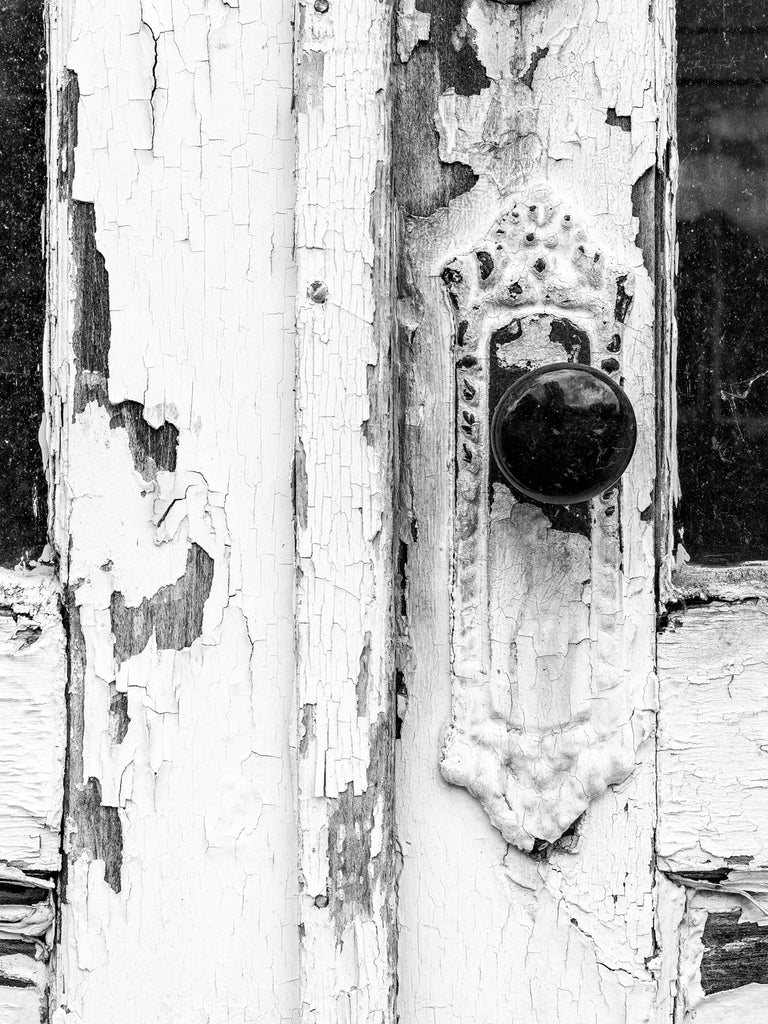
(395, 1, 664, 1021)
(0, 569, 65, 1024)
(47, 0, 298, 1020)
(295, 0, 396, 1019)
(0, 569, 66, 872)
(39, 0, 768, 1020)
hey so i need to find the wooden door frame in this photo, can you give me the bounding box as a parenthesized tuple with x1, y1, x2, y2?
(40, 0, 768, 1021)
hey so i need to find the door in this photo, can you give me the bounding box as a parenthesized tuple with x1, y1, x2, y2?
(5, 0, 765, 1021)
(394, 1, 768, 1023)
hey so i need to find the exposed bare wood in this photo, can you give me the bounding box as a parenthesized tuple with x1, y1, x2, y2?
(671, 562, 768, 603)
(0, 868, 56, 1024)
(670, 889, 768, 1023)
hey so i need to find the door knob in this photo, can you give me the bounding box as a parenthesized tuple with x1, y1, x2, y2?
(490, 362, 637, 504)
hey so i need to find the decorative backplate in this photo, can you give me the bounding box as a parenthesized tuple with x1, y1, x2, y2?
(439, 185, 646, 852)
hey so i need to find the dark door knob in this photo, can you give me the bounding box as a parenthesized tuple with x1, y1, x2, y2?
(490, 363, 637, 504)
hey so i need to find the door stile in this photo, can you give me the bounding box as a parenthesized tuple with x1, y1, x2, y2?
(394, 2, 665, 1020)
(47, 1, 300, 1020)
(294, 0, 398, 1019)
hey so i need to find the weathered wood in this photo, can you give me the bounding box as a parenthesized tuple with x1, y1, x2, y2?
(0, 569, 65, 872)
(0, 0, 48, 568)
(47, 1, 299, 1020)
(0, 867, 55, 1024)
(294, 0, 397, 1016)
(395, 1, 662, 1019)
(658, 602, 768, 878)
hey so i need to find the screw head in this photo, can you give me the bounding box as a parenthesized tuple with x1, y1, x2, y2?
(314, 0, 329, 12)
(308, 280, 328, 303)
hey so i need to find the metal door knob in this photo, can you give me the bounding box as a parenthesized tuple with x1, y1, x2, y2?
(490, 363, 637, 504)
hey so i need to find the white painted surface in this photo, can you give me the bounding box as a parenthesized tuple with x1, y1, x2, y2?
(0, 988, 45, 1024)
(0, 868, 56, 1023)
(441, 186, 651, 850)
(294, 0, 396, 1017)
(47, 0, 299, 1021)
(396, 1, 662, 1020)
(659, 602, 768, 876)
(670, 890, 768, 1023)
(0, 567, 65, 871)
(35, 0, 768, 1020)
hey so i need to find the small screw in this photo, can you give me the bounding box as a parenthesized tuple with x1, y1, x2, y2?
(314, 0, 329, 11)
(308, 280, 328, 303)
(314, 893, 329, 908)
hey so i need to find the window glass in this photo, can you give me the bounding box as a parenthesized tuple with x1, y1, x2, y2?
(677, 0, 768, 563)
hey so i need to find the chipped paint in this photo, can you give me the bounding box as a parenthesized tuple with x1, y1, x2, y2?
(47, 0, 299, 1020)
(395, 0, 662, 1020)
(0, 568, 65, 872)
(294, 0, 397, 1017)
(438, 186, 652, 850)
(659, 602, 768, 878)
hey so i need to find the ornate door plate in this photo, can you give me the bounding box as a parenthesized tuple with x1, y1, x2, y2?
(437, 185, 649, 852)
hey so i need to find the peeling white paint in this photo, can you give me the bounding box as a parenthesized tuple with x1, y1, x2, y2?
(659, 602, 768, 876)
(34, 0, 768, 1020)
(47, 0, 299, 1020)
(396, 0, 662, 1020)
(294, 0, 396, 1017)
(0, 866, 56, 1024)
(396, 0, 430, 63)
(0, 567, 65, 872)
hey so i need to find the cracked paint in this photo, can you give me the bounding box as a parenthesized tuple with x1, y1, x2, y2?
(395, 0, 662, 1020)
(0, 573, 62, 1020)
(0, 569, 66, 872)
(47, 0, 298, 1021)
(658, 602, 768, 878)
(294, 0, 396, 1018)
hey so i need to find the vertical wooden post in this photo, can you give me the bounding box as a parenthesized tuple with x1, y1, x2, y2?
(48, 1, 300, 1020)
(294, 0, 397, 1017)
(394, 1, 664, 1020)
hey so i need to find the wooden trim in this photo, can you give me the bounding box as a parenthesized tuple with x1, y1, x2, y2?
(294, 0, 397, 1017)
(394, 2, 664, 1019)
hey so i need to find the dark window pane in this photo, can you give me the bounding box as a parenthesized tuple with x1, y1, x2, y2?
(0, 1, 47, 564)
(677, 0, 768, 563)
